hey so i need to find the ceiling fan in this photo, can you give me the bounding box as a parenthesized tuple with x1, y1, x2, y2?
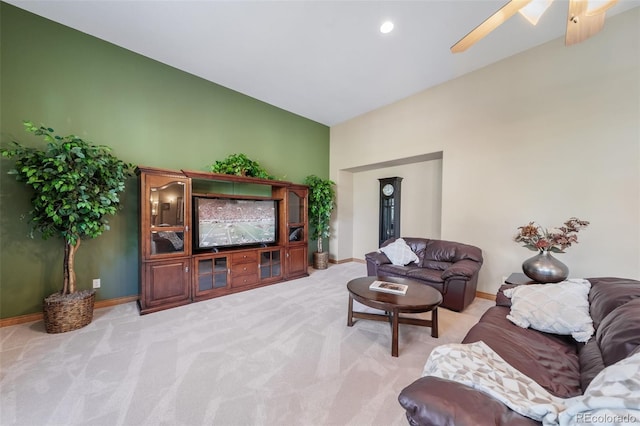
(451, 0, 618, 53)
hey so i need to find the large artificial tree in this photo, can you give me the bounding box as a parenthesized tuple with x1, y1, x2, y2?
(2, 121, 134, 331)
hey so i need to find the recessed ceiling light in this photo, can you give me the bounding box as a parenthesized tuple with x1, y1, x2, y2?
(380, 21, 394, 34)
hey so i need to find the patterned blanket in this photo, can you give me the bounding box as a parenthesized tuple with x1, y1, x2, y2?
(422, 341, 640, 426)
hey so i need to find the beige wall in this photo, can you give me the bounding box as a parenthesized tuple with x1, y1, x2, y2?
(330, 8, 640, 295)
(348, 159, 443, 259)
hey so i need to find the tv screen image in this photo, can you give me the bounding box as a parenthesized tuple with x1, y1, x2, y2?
(195, 197, 277, 249)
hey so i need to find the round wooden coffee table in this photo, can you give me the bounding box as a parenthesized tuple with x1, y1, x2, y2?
(347, 276, 443, 357)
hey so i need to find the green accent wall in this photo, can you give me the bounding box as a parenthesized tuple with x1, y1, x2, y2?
(0, 3, 329, 319)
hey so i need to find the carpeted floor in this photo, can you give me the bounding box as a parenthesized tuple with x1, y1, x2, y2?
(0, 262, 492, 426)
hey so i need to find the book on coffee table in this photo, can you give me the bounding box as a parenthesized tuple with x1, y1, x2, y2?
(369, 280, 408, 295)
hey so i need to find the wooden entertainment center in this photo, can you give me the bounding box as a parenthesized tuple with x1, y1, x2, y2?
(137, 166, 309, 314)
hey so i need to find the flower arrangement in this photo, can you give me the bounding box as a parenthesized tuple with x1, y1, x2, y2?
(515, 217, 590, 253)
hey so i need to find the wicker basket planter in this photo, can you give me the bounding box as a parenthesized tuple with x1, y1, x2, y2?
(43, 290, 96, 334)
(313, 251, 329, 270)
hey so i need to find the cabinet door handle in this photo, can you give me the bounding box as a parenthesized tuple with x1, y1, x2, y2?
(185, 266, 189, 272)
(185, 225, 189, 232)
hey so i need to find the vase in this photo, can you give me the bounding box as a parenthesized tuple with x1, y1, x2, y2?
(522, 250, 569, 283)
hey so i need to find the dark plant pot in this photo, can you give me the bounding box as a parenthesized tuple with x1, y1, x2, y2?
(313, 251, 329, 270)
(522, 250, 569, 283)
(43, 289, 96, 334)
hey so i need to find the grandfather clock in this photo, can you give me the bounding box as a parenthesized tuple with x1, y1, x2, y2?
(379, 177, 402, 246)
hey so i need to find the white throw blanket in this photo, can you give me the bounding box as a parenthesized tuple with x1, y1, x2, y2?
(422, 341, 640, 426)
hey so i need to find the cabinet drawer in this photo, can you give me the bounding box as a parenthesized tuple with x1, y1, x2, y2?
(232, 273, 259, 287)
(232, 251, 258, 264)
(231, 262, 258, 276)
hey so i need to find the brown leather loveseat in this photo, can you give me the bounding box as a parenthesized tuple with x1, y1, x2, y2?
(398, 277, 640, 425)
(365, 237, 483, 312)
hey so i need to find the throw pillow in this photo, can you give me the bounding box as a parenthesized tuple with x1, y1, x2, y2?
(379, 238, 419, 266)
(503, 279, 594, 342)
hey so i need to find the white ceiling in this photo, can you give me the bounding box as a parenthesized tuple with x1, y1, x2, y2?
(7, 0, 640, 126)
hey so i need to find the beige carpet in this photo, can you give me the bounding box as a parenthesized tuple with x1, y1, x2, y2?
(0, 262, 493, 426)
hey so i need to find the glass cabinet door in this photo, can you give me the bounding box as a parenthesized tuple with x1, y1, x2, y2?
(150, 181, 185, 228)
(146, 175, 189, 256)
(287, 189, 306, 243)
(260, 249, 282, 280)
(288, 191, 304, 223)
(196, 256, 228, 293)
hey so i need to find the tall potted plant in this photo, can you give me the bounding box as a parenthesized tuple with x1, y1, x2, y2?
(304, 175, 336, 269)
(1, 121, 134, 333)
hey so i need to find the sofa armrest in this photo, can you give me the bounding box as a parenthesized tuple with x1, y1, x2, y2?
(441, 259, 480, 280)
(496, 284, 517, 307)
(365, 251, 390, 266)
(365, 251, 390, 276)
(398, 376, 539, 426)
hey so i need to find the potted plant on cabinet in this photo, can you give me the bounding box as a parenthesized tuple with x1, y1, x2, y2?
(304, 175, 336, 269)
(209, 153, 274, 179)
(1, 121, 134, 333)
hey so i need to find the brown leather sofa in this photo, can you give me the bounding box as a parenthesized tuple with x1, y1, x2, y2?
(398, 277, 640, 426)
(365, 237, 483, 311)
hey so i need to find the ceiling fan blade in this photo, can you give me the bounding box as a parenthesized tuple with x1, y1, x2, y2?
(565, 0, 618, 45)
(451, 0, 533, 53)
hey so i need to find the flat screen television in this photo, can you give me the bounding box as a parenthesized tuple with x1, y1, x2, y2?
(193, 196, 278, 250)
